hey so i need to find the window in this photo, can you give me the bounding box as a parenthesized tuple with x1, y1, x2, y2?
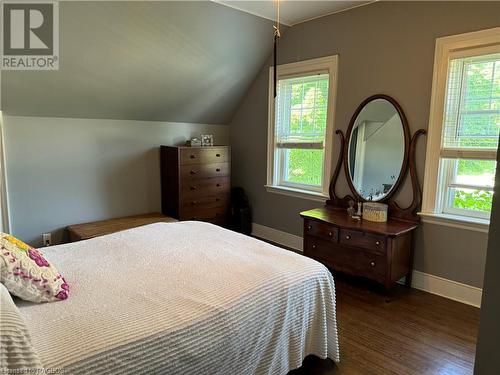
(422, 28, 500, 229)
(266, 56, 338, 200)
(440, 54, 499, 219)
(0, 112, 9, 233)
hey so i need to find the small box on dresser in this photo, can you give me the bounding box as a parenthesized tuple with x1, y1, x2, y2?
(160, 146, 230, 226)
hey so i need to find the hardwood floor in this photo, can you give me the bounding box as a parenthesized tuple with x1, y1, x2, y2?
(290, 276, 480, 375)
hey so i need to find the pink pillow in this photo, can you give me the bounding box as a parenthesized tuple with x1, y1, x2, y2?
(0, 233, 69, 302)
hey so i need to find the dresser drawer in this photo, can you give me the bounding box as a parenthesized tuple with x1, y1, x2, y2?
(305, 237, 386, 281)
(179, 207, 227, 222)
(339, 229, 386, 254)
(180, 177, 230, 199)
(180, 147, 229, 165)
(180, 162, 229, 179)
(181, 195, 228, 211)
(304, 220, 338, 242)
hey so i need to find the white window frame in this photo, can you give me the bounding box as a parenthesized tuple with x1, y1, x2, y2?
(266, 56, 338, 201)
(0, 111, 10, 233)
(421, 27, 500, 232)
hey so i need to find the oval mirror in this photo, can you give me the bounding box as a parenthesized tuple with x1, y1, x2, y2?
(347, 96, 406, 201)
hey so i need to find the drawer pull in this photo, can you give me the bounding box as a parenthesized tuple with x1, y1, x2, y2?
(216, 183, 221, 187)
(307, 225, 312, 230)
(190, 170, 197, 175)
(216, 153, 221, 157)
(190, 186, 197, 191)
(312, 244, 317, 249)
(345, 235, 351, 240)
(370, 261, 375, 267)
(216, 168, 221, 172)
(191, 201, 197, 205)
(375, 241, 381, 246)
(215, 198, 220, 202)
(329, 231, 333, 237)
(190, 154, 196, 159)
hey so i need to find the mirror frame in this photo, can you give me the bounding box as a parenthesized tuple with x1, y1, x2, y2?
(343, 94, 411, 203)
(327, 94, 427, 223)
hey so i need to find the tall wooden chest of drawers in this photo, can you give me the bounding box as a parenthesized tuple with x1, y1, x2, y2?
(160, 146, 230, 225)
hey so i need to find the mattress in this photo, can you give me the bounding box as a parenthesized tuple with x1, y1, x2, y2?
(16, 221, 339, 374)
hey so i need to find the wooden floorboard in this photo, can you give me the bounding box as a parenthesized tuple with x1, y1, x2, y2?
(289, 276, 480, 375)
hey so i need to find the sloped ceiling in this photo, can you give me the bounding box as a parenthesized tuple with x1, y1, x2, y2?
(1, 1, 275, 124)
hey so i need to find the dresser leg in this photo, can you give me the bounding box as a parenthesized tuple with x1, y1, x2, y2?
(384, 284, 393, 303)
(405, 272, 413, 288)
(406, 232, 415, 289)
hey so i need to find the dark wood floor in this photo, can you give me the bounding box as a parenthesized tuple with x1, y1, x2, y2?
(290, 276, 480, 375)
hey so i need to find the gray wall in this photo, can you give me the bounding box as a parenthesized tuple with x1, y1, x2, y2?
(1, 1, 274, 123)
(474, 150, 500, 374)
(230, 1, 500, 288)
(3, 116, 229, 246)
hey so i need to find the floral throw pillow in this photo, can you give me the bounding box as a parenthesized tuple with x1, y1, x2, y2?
(0, 233, 69, 303)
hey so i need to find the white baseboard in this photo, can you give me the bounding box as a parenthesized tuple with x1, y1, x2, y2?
(252, 223, 303, 252)
(251, 222, 482, 308)
(410, 270, 482, 308)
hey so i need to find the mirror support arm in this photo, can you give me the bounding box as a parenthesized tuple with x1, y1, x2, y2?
(327, 129, 345, 207)
(389, 129, 427, 221)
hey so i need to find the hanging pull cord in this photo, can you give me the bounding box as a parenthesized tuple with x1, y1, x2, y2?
(273, 0, 281, 98)
(273, 26, 281, 98)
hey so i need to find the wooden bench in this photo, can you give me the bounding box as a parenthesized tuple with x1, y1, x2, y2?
(66, 213, 177, 242)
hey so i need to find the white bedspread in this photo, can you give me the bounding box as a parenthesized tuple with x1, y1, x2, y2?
(16, 221, 339, 374)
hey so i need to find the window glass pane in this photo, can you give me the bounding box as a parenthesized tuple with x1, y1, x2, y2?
(316, 80, 329, 107)
(302, 82, 317, 108)
(291, 84, 303, 107)
(314, 108, 327, 133)
(465, 61, 494, 99)
(301, 107, 315, 134)
(284, 149, 324, 186)
(494, 62, 500, 97)
(443, 158, 496, 216)
(463, 98, 491, 111)
(290, 109, 301, 133)
(450, 188, 493, 213)
(457, 113, 500, 148)
(455, 159, 496, 187)
(275, 74, 329, 145)
(442, 54, 500, 149)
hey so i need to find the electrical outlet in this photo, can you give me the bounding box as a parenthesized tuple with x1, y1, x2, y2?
(42, 233, 52, 247)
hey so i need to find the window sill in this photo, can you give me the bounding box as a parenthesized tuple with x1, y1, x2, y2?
(418, 212, 489, 233)
(264, 185, 329, 202)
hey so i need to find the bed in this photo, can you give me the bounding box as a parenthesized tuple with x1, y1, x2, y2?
(12, 221, 339, 374)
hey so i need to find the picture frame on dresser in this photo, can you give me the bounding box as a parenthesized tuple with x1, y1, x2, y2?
(160, 145, 231, 226)
(300, 94, 426, 298)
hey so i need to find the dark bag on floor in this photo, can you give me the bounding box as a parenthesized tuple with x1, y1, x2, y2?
(230, 187, 252, 235)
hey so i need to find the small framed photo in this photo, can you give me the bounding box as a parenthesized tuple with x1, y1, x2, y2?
(201, 134, 214, 147)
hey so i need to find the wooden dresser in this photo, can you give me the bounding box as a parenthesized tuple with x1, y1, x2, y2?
(300, 94, 426, 296)
(301, 207, 418, 293)
(160, 146, 230, 225)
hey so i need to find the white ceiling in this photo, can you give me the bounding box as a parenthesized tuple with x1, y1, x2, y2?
(215, 0, 375, 26)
